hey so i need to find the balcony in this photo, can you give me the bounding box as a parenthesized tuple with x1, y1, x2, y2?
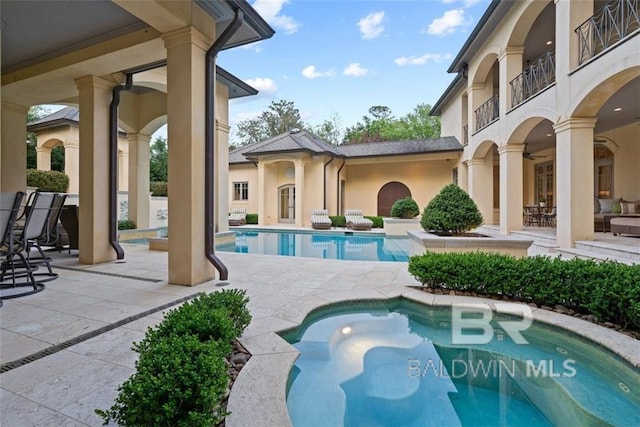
(576, 0, 640, 65)
(474, 95, 499, 133)
(462, 124, 469, 146)
(510, 49, 556, 109)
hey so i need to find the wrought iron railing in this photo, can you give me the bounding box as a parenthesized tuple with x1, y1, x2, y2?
(462, 124, 468, 146)
(510, 49, 556, 108)
(474, 95, 499, 132)
(576, 0, 640, 65)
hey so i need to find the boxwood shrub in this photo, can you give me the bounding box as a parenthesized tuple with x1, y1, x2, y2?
(330, 215, 346, 228)
(246, 213, 258, 224)
(26, 169, 69, 193)
(150, 181, 167, 196)
(408, 252, 640, 329)
(391, 197, 420, 218)
(97, 289, 251, 426)
(365, 215, 384, 228)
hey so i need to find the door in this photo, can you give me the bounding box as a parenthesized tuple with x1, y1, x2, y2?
(279, 185, 295, 223)
(377, 182, 411, 217)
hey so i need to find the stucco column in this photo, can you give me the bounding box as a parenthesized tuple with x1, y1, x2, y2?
(127, 133, 150, 229)
(467, 158, 494, 226)
(458, 161, 469, 192)
(499, 46, 524, 115)
(118, 148, 128, 192)
(163, 27, 214, 285)
(498, 144, 524, 234)
(555, 0, 594, 78)
(75, 75, 117, 264)
(257, 163, 266, 226)
(63, 140, 80, 194)
(554, 118, 597, 248)
(294, 159, 305, 227)
(216, 120, 230, 233)
(1, 102, 28, 192)
(36, 145, 52, 171)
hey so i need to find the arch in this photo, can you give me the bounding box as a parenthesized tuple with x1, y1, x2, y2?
(40, 137, 64, 150)
(469, 52, 500, 85)
(507, 0, 552, 47)
(470, 139, 498, 160)
(377, 181, 411, 217)
(506, 116, 548, 145)
(571, 67, 640, 116)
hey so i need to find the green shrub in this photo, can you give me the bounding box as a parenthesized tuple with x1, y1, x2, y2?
(97, 289, 251, 426)
(26, 169, 69, 193)
(365, 216, 384, 228)
(390, 197, 420, 218)
(408, 252, 640, 329)
(330, 215, 346, 227)
(117, 219, 136, 230)
(421, 184, 483, 234)
(246, 213, 258, 224)
(150, 181, 167, 196)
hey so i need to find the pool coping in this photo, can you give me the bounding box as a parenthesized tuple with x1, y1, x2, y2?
(225, 286, 640, 427)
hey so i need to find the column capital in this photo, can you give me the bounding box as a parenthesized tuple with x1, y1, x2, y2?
(162, 26, 212, 51)
(467, 158, 485, 166)
(498, 144, 525, 155)
(499, 46, 525, 60)
(63, 140, 79, 149)
(35, 146, 50, 153)
(216, 120, 231, 134)
(126, 133, 152, 144)
(469, 83, 485, 92)
(553, 117, 597, 133)
(74, 75, 116, 91)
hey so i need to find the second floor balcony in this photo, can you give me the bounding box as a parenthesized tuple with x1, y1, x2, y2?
(474, 95, 499, 133)
(510, 49, 556, 109)
(576, 0, 640, 65)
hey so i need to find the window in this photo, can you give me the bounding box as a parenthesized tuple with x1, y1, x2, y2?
(594, 145, 614, 198)
(452, 167, 458, 186)
(233, 182, 248, 201)
(535, 161, 554, 206)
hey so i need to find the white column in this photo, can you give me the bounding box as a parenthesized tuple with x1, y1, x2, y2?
(75, 75, 117, 264)
(498, 144, 525, 234)
(36, 145, 52, 170)
(257, 163, 266, 226)
(554, 117, 597, 247)
(499, 46, 524, 115)
(1, 102, 28, 191)
(294, 159, 305, 227)
(467, 158, 494, 226)
(127, 133, 151, 229)
(215, 121, 230, 233)
(63, 140, 80, 194)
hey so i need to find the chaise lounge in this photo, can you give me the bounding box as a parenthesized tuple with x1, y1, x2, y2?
(611, 216, 640, 237)
(311, 209, 332, 230)
(228, 208, 247, 226)
(344, 209, 373, 231)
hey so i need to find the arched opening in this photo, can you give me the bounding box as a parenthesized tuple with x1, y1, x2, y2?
(594, 144, 614, 198)
(377, 182, 411, 217)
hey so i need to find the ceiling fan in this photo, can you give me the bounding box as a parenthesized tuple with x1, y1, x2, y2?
(523, 143, 544, 160)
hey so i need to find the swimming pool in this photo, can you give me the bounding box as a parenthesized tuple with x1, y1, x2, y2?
(282, 298, 639, 427)
(218, 230, 409, 262)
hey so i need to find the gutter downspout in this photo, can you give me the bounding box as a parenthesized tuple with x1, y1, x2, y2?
(109, 73, 133, 260)
(336, 159, 346, 215)
(323, 157, 334, 210)
(205, 9, 244, 280)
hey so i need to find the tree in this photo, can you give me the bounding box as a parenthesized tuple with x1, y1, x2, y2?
(235, 99, 307, 146)
(26, 106, 46, 169)
(313, 113, 344, 145)
(149, 136, 168, 182)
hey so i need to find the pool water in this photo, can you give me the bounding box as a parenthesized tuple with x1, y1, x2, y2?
(218, 230, 409, 262)
(282, 299, 639, 427)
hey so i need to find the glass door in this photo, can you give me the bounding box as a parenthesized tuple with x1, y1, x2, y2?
(279, 185, 295, 223)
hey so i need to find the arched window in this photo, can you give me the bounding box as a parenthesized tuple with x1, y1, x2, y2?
(377, 182, 411, 217)
(594, 144, 614, 198)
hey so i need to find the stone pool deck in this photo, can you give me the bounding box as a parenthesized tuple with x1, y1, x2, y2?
(1, 243, 638, 426)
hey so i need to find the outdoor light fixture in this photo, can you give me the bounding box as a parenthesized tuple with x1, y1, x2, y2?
(546, 40, 553, 45)
(341, 326, 352, 335)
(613, 107, 622, 112)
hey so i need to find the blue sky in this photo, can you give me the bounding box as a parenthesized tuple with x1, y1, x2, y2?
(220, 0, 491, 143)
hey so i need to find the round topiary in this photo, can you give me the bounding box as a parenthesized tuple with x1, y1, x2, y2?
(390, 197, 420, 219)
(420, 184, 483, 235)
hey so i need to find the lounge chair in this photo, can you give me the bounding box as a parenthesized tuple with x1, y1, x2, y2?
(344, 209, 373, 231)
(229, 208, 247, 226)
(311, 209, 332, 230)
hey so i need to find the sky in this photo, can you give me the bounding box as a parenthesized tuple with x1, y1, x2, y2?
(220, 0, 491, 143)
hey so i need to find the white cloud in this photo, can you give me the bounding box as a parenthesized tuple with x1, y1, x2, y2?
(244, 77, 277, 94)
(394, 53, 452, 66)
(358, 11, 385, 40)
(252, 0, 299, 34)
(427, 9, 466, 36)
(343, 63, 369, 77)
(302, 65, 335, 79)
(442, 0, 483, 7)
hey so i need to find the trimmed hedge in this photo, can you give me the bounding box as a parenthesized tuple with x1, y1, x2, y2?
(150, 181, 167, 197)
(408, 252, 640, 329)
(26, 169, 69, 193)
(246, 213, 258, 224)
(117, 219, 136, 230)
(97, 289, 251, 426)
(391, 197, 420, 218)
(330, 215, 346, 227)
(365, 215, 384, 228)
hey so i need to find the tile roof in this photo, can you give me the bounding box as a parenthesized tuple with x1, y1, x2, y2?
(28, 106, 79, 127)
(337, 137, 462, 158)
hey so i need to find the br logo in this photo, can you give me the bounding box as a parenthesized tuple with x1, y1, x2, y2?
(451, 303, 533, 345)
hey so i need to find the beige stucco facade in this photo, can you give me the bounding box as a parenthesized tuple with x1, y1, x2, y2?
(2, 1, 273, 285)
(432, 0, 639, 248)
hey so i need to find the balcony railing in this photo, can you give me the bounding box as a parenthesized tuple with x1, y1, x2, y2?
(510, 49, 556, 108)
(474, 95, 499, 133)
(576, 0, 640, 65)
(462, 124, 468, 146)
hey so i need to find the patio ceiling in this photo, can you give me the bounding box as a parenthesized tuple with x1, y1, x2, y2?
(0, 0, 273, 106)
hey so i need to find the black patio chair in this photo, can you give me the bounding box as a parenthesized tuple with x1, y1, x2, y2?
(26, 193, 66, 276)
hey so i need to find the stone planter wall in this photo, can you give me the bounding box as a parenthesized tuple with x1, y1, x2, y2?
(408, 229, 533, 258)
(383, 218, 421, 236)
